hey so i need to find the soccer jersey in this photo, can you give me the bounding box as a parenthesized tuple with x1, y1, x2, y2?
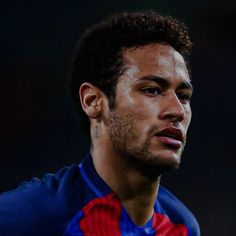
(0, 154, 200, 235)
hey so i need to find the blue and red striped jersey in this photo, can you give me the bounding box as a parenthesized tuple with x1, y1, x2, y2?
(0, 154, 200, 235)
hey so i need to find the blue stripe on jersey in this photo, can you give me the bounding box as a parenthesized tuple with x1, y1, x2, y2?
(119, 208, 156, 236)
(79, 163, 103, 197)
(64, 210, 84, 236)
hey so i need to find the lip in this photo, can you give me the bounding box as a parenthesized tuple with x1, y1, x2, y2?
(155, 127, 184, 149)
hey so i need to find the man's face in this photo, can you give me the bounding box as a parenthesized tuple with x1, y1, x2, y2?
(106, 43, 192, 175)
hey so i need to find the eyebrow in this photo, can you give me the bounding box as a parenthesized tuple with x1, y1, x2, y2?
(138, 75, 193, 90)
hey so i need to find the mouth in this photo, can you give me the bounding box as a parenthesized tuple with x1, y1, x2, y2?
(155, 127, 184, 149)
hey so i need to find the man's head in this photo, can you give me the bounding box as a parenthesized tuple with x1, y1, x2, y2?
(69, 10, 192, 135)
(69, 11, 193, 176)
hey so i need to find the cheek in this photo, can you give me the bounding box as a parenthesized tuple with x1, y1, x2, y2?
(127, 102, 160, 135)
(127, 100, 158, 123)
(116, 103, 151, 134)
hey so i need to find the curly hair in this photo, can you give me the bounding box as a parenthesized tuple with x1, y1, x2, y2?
(69, 10, 192, 135)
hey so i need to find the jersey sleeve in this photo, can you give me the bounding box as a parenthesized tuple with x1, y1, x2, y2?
(0, 164, 82, 236)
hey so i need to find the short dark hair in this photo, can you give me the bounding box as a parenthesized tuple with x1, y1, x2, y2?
(69, 10, 192, 135)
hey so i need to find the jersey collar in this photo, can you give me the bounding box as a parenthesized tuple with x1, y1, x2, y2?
(79, 153, 112, 197)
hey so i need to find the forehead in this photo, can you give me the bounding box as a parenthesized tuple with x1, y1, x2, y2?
(121, 43, 190, 83)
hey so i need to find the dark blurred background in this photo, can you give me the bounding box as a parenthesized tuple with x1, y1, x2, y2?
(1, 0, 235, 235)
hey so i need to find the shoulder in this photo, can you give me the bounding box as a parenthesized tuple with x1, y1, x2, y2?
(158, 186, 200, 236)
(0, 164, 82, 236)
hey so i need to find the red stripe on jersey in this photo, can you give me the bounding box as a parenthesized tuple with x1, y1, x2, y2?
(153, 212, 188, 236)
(80, 193, 122, 236)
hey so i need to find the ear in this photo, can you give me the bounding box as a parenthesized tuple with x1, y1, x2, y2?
(79, 82, 102, 119)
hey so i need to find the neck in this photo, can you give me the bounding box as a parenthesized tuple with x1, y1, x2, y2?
(91, 138, 161, 226)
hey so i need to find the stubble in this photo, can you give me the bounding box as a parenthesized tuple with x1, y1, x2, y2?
(107, 109, 182, 180)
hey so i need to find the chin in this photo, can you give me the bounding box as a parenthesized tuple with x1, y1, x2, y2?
(151, 148, 181, 164)
(149, 154, 180, 172)
(153, 155, 181, 172)
(126, 150, 182, 180)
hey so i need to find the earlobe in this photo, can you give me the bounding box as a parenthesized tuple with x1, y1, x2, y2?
(79, 83, 102, 119)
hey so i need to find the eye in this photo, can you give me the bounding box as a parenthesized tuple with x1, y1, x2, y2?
(177, 92, 191, 104)
(141, 87, 161, 95)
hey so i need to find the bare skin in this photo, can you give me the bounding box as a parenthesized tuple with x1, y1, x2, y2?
(80, 43, 192, 226)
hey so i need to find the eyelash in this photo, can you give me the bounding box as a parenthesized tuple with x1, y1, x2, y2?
(177, 93, 192, 104)
(141, 87, 161, 95)
(141, 88, 191, 103)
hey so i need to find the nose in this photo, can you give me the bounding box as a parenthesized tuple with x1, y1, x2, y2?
(159, 90, 185, 122)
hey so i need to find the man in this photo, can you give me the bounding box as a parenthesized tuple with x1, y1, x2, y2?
(0, 11, 200, 235)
